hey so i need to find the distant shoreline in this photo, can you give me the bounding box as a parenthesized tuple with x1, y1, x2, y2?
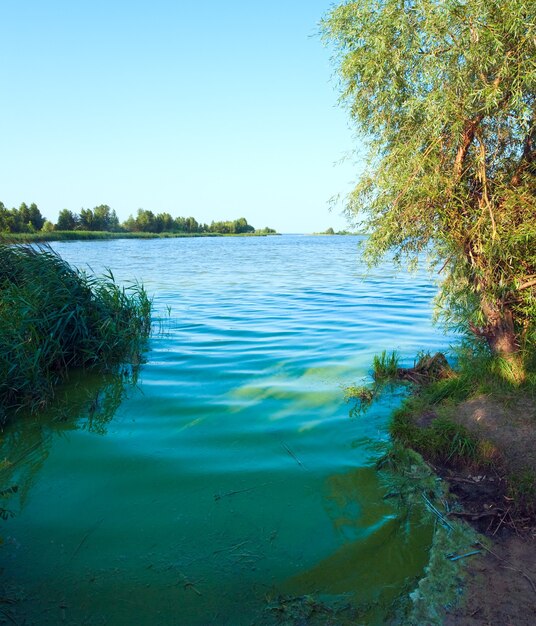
(0, 231, 372, 242)
(311, 231, 366, 236)
(0, 230, 281, 242)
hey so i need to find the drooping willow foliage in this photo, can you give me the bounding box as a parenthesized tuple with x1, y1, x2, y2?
(322, 0, 536, 359)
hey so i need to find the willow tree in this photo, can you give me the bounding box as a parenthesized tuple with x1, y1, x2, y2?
(322, 0, 536, 361)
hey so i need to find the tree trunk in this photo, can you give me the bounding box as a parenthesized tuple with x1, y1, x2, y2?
(478, 300, 518, 356)
(471, 300, 525, 383)
(484, 317, 518, 356)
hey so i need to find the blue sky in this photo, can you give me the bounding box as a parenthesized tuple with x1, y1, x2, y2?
(1, 1, 362, 233)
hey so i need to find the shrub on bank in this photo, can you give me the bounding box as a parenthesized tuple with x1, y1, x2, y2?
(0, 242, 151, 419)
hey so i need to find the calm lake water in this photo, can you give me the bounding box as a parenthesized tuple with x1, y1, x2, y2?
(0, 236, 450, 624)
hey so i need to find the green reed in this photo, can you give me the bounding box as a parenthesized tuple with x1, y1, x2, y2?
(0, 241, 151, 419)
(372, 349, 400, 381)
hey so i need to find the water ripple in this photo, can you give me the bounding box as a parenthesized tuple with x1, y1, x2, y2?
(1, 236, 452, 625)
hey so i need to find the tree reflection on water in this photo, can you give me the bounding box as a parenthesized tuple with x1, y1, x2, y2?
(0, 363, 142, 522)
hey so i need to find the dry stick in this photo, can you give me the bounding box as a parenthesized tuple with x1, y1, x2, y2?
(422, 494, 455, 531)
(508, 509, 523, 539)
(183, 580, 202, 596)
(492, 507, 511, 537)
(448, 550, 481, 562)
(470, 607, 482, 617)
(437, 254, 453, 275)
(518, 277, 536, 291)
(214, 483, 270, 501)
(174, 570, 203, 596)
(70, 518, 104, 562)
(450, 508, 503, 520)
(281, 442, 306, 470)
(213, 540, 251, 555)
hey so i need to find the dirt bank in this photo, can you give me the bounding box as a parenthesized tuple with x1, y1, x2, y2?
(434, 394, 536, 624)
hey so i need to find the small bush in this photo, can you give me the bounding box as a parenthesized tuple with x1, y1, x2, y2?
(0, 242, 151, 417)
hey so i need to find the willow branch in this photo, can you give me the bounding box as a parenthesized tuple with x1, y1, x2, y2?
(511, 125, 535, 186)
(453, 117, 482, 181)
(476, 128, 496, 240)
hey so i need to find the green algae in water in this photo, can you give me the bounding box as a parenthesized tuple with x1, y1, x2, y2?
(0, 383, 436, 625)
(0, 236, 454, 624)
(379, 446, 482, 625)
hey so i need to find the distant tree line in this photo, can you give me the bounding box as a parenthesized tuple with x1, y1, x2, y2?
(0, 202, 46, 233)
(57, 205, 120, 232)
(122, 210, 258, 234)
(316, 227, 356, 235)
(0, 202, 276, 235)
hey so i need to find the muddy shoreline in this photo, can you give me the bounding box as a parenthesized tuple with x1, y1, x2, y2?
(414, 394, 536, 624)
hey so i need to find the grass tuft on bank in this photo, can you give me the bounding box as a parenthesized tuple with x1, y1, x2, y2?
(372, 349, 400, 381)
(386, 343, 536, 520)
(0, 242, 151, 420)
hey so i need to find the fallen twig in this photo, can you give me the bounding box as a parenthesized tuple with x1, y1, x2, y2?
(492, 507, 511, 537)
(173, 571, 203, 596)
(70, 518, 104, 561)
(449, 508, 502, 520)
(214, 483, 270, 501)
(422, 493, 455, 531)
(213, 540, 251, 555)
(183, 580, 202, 596)
(448, 550, 481, 561)
(469, 607, 481, 617)
(281, 442, 306, 470)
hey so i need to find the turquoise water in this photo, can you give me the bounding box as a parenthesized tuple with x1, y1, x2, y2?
(0, 236, 449, 624)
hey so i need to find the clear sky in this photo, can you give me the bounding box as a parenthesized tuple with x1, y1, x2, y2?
(1, 1, 362, 233)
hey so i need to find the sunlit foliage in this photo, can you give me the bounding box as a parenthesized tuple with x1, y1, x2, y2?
(323, 0, 536, 358)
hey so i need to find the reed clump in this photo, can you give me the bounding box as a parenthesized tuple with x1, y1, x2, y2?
(0, 242, 151, 419)
(372, 350, 400, 381)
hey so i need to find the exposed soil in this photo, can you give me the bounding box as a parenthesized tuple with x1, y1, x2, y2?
(452, 395, 536, 476)
(444, 535, 536, 625)
(429, 394, 536, 624)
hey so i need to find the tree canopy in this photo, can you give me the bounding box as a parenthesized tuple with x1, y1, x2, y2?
(122, 210, 257, 234)
(0, 202, 45, 233)
(322, 0, 536, 360)
(0, 201, 271, 237)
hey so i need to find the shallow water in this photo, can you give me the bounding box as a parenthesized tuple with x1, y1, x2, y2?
(0, 236, 450, 624)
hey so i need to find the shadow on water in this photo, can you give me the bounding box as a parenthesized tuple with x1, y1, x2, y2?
(253, 466, 434, 626)
(0, 364, 141, 529)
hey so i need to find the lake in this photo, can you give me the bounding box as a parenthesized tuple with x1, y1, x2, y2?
(0, 235, 450, 624)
